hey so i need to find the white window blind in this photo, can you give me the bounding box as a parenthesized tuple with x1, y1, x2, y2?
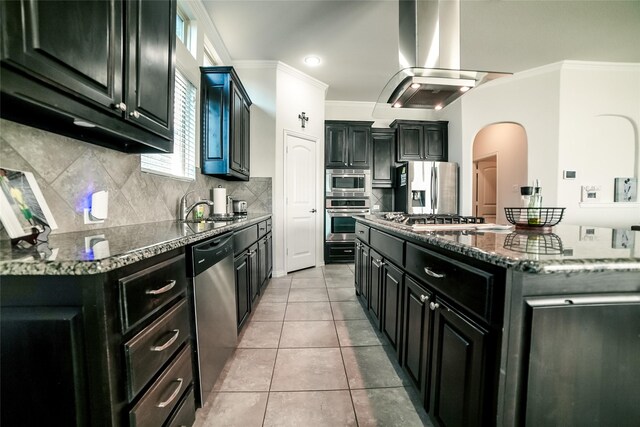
(141, 69, 196, 180)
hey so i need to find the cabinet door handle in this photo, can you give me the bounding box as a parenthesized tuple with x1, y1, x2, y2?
(310, 209, 317, 213)
(146, 280, 176, 295)
(424, 267, 445, 279)
(150, 329, 180, 352)
(156, 378, 184, 408)
(429, 302, 440, 311)
(113, 102, 127, 112)
(129, 110, 140, 119)
(358, 230, 365, 234)
(344, 250, 353, 253)
(420, 295, 429, 302)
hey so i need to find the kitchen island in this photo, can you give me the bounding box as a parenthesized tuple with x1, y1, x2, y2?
(354, 215, 639, 427)
(0, 214, 272, 427)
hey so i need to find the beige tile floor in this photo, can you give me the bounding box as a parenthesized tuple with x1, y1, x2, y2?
(194, 264, 432, 427)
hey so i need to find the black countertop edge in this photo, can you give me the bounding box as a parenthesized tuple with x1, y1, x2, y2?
(355, 216, 640, 275)
(0, 214, 272, 276)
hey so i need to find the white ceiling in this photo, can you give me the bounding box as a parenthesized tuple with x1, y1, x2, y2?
(202, 1, 640, 102)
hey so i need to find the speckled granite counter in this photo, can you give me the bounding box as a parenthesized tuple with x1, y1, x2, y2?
(0, 214, 271, 276)
(357, 215, 640, 274)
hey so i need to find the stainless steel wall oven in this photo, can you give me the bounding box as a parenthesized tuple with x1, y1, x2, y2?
(325, 198, 371, 242)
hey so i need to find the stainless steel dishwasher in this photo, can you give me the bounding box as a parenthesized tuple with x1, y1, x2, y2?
(188, 232, 236, 407)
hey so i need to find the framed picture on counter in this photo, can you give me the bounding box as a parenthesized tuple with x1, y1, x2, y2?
(0, 168, 58, 239)
(614, 177, 637, 202)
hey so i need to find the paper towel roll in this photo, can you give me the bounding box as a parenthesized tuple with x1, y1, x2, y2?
(213, 187, 227, 214)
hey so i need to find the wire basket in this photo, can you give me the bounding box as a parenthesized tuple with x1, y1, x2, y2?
(504, 207, 565, 229)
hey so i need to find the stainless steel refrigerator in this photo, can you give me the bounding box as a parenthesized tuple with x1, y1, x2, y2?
(394, 162, 458, 214)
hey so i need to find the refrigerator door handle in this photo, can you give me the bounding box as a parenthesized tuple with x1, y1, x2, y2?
(432, 166, 438, 212)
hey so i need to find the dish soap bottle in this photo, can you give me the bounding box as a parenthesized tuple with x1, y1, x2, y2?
(528, 181, 542, 225)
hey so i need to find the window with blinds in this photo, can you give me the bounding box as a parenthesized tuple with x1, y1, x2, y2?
(141, 69, 196, 180)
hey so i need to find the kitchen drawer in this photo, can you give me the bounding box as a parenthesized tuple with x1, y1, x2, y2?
(355, 222, 370, 244)
(370, 229, 404, 267)
(129, 346, 193, 427)
(405, 243, 494, 321)
(266, 218, 272, 233)
(165, 385, 196, 427)
(234, 225, 258, 255)
(325, 242, 356, 263)
(120, 254, 187, 333)
(124, 299, 190, 400)
(257, 221, 268, 238)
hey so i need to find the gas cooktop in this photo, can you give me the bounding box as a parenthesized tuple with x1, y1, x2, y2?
(380, 212, 485, 226)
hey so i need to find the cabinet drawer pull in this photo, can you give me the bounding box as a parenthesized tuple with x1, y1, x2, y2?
(146, 280, 177, 296)
(424, 267, 445, 279)
(344, 250, 353, 253)
(420, 294, 429, 302)
(150, 329, 180, 352)
(156, 378, 183, 408)
(429, 302, 440, 310)
(358, 230, 365, 234)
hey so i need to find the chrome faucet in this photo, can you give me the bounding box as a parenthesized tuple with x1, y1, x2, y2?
(179, 190, 214, 221)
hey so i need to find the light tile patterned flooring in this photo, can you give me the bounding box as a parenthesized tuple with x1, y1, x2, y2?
(193, 264, 432, 427)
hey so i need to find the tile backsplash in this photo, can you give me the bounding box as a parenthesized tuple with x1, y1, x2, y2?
(0, 119, 271, 236)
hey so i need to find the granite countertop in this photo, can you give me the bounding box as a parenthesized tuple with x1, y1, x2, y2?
(0, 214, 271, 276)
(357, 215, 640, 274)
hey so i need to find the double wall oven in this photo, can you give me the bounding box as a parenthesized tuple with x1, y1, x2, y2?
(325, 170, 371, 262)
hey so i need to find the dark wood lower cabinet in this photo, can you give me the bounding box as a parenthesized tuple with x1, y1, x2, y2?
(401, 276, 433, 407)
(0, 307, 88, 426)
(382, 261, 403, 351)
(248, 242, 259, 303)
(234, 253, 250, 331)
(429, 298, 487, 427)
(368, 249, 383, 327)
(355, 242, 370, 303)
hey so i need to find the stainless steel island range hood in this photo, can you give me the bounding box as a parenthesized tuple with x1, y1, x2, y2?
(374, 0, 511, 113)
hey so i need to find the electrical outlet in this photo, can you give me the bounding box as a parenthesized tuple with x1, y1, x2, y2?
(373, 204, 380, 211)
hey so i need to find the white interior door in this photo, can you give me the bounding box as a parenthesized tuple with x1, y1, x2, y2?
(285, 132, 317, 272)
(474, 156, 497, 223)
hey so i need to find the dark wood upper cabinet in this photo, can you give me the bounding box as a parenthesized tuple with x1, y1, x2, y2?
(325, 122, 349, 167)
(392, 120, 448, 162)
(325, 121, 372, 168)
(125, 0, 175, 139)
(201, 67, 251, 181)
(0, 0, 176, 153)
(371, 128, 396, 187)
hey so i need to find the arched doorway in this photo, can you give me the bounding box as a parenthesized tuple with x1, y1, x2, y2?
(472, 123, 528, 224)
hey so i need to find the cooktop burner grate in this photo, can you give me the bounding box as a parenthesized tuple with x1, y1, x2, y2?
(381, 212, 485, 225)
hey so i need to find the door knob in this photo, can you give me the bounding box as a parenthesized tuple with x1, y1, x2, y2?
(310, 209, 317, 213)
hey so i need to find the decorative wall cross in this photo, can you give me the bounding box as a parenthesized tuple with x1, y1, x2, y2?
(298, 112, 309, 128)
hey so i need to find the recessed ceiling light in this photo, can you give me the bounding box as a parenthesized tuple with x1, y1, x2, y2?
(434, 105, 443, 111)
(393, 102, 402, 108)
(304, 56, 321, 66)
(459, 86, 470, 92)
(410, 83, 421, 89)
